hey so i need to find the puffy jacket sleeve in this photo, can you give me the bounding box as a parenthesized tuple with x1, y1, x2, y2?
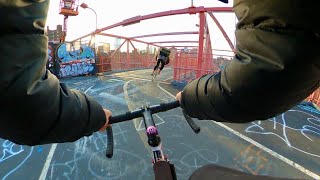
(180, 0, 320, 123)
(0, 0, 106, 145)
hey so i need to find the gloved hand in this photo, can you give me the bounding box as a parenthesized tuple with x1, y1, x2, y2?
(99, 109, 112, 131)
(175, 91, 182, 104)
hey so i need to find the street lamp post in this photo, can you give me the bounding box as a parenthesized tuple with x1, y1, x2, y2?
(80, 3, 97, 31)
(80, 3, 97, 53)
(80, 3, 98, 74)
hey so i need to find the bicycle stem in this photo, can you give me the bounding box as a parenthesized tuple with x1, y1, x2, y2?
(144, 107, 166, 162)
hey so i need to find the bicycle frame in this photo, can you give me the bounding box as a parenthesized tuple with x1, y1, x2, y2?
(151, 67, 160, 81)
(143, 106, 177, 180)
(105, 101, 200, 179)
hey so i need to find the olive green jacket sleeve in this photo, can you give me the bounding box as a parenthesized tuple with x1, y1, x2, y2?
(0, 0, 106, 145)
(181, 0, 320, 123)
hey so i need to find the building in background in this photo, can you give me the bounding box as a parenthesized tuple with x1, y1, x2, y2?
(46, 25, 63, 42)
(114, 38, 121, 49)
(98, 43, 111, 55)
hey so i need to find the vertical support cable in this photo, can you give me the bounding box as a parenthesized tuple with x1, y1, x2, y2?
(126, 40, 130, 69)
(196, 12, 205, 78)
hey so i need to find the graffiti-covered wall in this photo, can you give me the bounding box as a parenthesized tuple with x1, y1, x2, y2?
(47, 42, 96, 78)
(56, 43, 96, 78)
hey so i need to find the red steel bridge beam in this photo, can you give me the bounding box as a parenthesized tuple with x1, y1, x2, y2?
(164, 45, 198, 48)
(98, 32, 163, 48)
(70, 6, 232, 43)
(149, 41, 199, 44)
(130, 31, 199, 39)
(197, 11, 206, 78)
(207, 12, 235, 51)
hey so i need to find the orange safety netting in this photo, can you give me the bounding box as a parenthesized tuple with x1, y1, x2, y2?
(173, 51, 226, 83)
(96, 52, 156, 72)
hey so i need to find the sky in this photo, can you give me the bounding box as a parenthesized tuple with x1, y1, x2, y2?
(46, 0, 236, 54)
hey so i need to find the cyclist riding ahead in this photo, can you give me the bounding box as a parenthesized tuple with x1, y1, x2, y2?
(152, 47, 171, 77)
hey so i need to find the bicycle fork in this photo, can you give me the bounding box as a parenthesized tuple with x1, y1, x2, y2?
(147, 126, 177, 180)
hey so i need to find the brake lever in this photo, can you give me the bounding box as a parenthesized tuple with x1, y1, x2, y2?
(182, 109, 200, 134)
(105, 126, 114, 158)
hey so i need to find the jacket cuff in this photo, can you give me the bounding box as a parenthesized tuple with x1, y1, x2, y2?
(84, 95, 106, 135)
(181, 74, 225, 121)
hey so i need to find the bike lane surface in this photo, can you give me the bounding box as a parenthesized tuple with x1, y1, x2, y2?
(1, 68, 318, 180)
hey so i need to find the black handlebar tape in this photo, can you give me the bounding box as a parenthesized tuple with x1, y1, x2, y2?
(109, 110, 143, 124)
(109, 101, 179, 124)
(182, 109, 200, 134)
(151, 100, 180, 114)
(105, 126, 114, 158)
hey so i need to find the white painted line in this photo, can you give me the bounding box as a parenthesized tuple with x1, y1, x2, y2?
(163, 77, 174, 81)
(313, 102, 320, 111)
(104, 74, 171, 85)
(157, 83, 176, 98)
(157, 83, 320, 179)
(135, 114, 165, 131)
(99, 92, 127, 105)
(39, 143, 57, 180)
(213, 122, 320, 179)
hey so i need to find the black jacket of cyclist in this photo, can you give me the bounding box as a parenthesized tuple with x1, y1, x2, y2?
(153, 48, 170, 74)
(0, 0, 110, 146)
(177, 0, 320, 123)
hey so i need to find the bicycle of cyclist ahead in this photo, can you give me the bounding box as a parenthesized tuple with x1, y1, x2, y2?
(104, 100, 201, 180)
(151, 48, 170, 82)
(151, 67, 161, 82)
